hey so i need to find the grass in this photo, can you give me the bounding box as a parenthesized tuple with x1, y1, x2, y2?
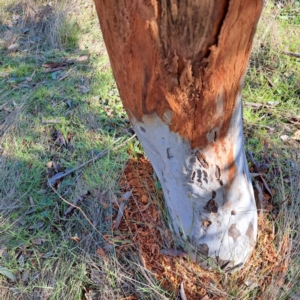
(244, 1, 300, 153)
(0, 0, 299, 299)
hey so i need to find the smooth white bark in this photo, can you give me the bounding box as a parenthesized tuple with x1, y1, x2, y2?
(130, 95, 257, 269)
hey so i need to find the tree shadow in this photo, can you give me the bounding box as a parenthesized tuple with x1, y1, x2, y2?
(0, 1, 142, 299)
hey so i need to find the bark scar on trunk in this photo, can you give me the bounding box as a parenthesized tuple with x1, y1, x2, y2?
(202, 220, 212, 228)
(215, 164, 221, 180)
(195, 151, 209, 169)
(228, 223, 241, 242)
(197, 243, 209, 257)
(204, 199, 218, 213)
(191, 170, 195, 181)
(166, 147, 173, 159)
(202, 170, 208, 184)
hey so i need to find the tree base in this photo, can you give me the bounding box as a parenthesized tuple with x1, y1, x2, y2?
(130, 107, 257, 268)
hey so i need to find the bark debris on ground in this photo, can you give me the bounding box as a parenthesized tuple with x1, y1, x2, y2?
(108, 157, 291, 300)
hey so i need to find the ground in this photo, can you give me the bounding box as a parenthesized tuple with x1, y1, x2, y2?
(0, 0, 299, 299)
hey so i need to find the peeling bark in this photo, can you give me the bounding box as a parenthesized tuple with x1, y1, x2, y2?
(94, 0, 263, 268)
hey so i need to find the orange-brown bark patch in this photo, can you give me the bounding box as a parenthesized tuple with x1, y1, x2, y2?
(94, 0, 262, 144)
(94, 0, 263, 185)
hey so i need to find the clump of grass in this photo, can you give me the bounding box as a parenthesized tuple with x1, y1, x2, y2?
(244, 0, 300, 154)
(0, 0, 101, 51)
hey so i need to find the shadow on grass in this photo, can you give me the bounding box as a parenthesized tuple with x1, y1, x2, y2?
(0, 2, 152, 299)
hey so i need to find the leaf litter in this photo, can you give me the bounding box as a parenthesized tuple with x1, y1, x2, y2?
(114, 189, 133, 229)
(108, 157, 292, 300)
(54, 130, 66, 147)
(0, 267, 16, 282)
(64, 191, 90, 216)
(112, 158, 218, 299)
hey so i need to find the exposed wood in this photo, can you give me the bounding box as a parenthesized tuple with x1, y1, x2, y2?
(94, 0, 262, 148)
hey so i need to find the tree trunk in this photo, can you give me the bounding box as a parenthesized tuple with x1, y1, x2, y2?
(94, 0, 263, 269)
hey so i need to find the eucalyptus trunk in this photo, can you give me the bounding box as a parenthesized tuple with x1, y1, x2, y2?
(94, 0, 263, 269)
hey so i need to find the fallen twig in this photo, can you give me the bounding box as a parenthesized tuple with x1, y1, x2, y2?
(41, 119, 62, 125)
(248, 151, 273, 199)
(266, 77, 275, 88)
(64, 191, 89, 216)
(44, 66, 67, 73)
(254, 180, 264, 217)
(282, 51, 300, 58)
(50, 185, 103, 236)
(160, 248, 187, 258)
(244, 102, 266, 108)
(47, 135, 136, 186)
(58, 69, 73, 81)
(244, 102, 275, 109)
(250, 172, 265, 178)
(114, 189, 133, 229)
(42, 60, 75, 69)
